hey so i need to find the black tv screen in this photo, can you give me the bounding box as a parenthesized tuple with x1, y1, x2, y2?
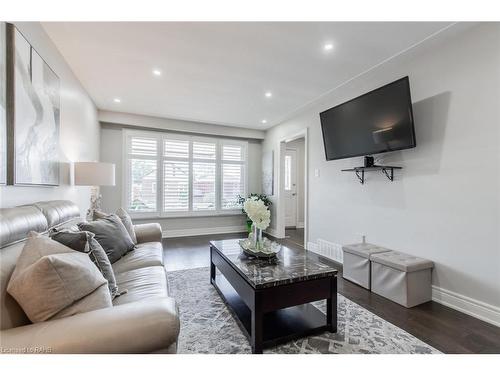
(320, 77, 416, 161)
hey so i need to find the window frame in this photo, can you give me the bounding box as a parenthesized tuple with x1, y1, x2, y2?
(122, 129, 248, 219)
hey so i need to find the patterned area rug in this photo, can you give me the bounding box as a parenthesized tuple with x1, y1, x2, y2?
(167, 267, 440, 354)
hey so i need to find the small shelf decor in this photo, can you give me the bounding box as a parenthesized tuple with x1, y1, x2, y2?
(341, 165, 402, 184)
(240, 195, 281, 258)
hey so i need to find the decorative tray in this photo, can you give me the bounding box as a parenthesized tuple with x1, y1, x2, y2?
(239, 238, 282, 259)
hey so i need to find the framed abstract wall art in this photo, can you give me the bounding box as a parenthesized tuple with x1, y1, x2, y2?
(0, 22, 6, 185)
(6, 23, 60, 186)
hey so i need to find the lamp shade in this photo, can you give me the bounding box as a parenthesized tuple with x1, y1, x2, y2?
(74, 162, 115, 186)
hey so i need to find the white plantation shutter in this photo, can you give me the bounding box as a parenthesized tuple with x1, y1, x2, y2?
(192, 140, 217, 211)
(193, 142, 216, 159)
(124, 130, 247, 216)
(163, 136, 190, 212)
(221, 142, 246, 210)
(222, 164, 244, 209)
(163, 160, 189, 211)
(222, 144, 243, 161)
(164, 139, 189, 158)
(130, 137, 157, 156)
(126, 135, 158, 212)
(193, 162, 216, 210)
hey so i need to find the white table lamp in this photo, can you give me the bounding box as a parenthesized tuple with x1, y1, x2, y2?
(74, 162, 115, 219)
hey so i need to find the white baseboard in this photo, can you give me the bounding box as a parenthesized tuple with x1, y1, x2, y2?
(162, 225, 247, 238)
(432, 286, 500, 327)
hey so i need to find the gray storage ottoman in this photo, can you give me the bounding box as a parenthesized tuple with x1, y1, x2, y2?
(342, 243, 391, 289)
(370, 251, 434, 308)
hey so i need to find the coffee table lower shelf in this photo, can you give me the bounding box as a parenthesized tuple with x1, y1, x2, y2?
(212, 274, 331, 351)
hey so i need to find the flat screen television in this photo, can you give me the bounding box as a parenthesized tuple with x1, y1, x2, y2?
(320, 76, 416, 161)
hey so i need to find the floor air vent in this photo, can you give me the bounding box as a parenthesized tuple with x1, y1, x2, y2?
(307, 239, 343, 264)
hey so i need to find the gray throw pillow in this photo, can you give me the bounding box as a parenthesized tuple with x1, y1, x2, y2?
(78, 214, 135, 264)
(50, 229, 120, 298)
(94, 208, 137, 245)
(115, 208, 137, 244)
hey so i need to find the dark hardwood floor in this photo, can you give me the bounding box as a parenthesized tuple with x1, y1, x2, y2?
(162, 232, 500, 354)
(285, 228, 304, 246)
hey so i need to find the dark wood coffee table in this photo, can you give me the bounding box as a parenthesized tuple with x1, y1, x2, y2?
(209, 239, 338, 353)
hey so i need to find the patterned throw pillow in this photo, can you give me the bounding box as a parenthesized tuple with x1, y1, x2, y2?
(78, 214, 135, 264)
(50, 228, 121, 298)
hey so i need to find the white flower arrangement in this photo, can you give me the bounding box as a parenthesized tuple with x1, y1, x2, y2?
(243, 196, 271, 230)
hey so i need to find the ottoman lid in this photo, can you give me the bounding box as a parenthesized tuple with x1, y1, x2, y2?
(370, 251, 434, 272)
(342, 243, 392, 259)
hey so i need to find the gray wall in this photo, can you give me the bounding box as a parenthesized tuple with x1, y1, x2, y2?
(100, 122, 262, 235)
(262, 23, 500, 313)
(0, 22, 99, 212)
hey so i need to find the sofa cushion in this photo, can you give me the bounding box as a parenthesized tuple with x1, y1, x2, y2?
(112, 242, 164, 274)
(0, 205, 48, 248)
(6, 232, 112, 323)
(33, 200, 80, 228)
(113, 266, 168, 306)
(50, 229, 121, 298)
(78, 214, 135, 263)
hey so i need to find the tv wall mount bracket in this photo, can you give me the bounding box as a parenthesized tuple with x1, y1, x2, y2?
(341, 165, 402, 184)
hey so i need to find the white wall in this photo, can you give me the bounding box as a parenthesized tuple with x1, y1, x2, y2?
(262, 23, 500, 324)
(100, 122, 262, 236)
(0, 22, 99, 211)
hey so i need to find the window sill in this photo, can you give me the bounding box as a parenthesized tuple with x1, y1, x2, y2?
(130, 211, 245, 220)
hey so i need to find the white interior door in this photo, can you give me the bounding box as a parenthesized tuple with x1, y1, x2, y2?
(284, 149, 297, 227)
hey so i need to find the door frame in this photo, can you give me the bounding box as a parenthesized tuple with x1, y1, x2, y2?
(275, 128, 308, 248)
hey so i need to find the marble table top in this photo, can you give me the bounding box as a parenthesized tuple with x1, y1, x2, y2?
(210, 239, 338, 289)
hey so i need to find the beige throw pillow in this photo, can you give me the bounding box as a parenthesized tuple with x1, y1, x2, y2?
(7, 232, 112, 323)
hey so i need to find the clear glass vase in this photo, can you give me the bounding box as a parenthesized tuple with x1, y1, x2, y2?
(252, 224, 263, 250)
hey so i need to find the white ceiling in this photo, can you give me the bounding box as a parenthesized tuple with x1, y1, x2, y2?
(42, 22, 452, 129)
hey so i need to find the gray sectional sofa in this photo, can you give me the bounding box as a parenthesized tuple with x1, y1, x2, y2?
(0, 200, 179, 354)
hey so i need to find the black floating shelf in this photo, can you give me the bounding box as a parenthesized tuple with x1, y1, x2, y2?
(341, 165, 402, 184)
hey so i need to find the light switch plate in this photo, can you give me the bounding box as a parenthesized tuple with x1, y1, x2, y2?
(314, 168, 320, 177)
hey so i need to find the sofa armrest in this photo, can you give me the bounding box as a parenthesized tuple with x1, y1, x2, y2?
(134, 223, 162, 244)
(0, 297, 179, 354)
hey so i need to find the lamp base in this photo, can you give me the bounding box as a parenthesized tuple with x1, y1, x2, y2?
(86, 186, 102, 221)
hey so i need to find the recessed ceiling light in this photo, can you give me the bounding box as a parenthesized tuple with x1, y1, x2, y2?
(152, 69, 162, 76)
(323, 43, 334, 51)
(113, 98, 121, 103)
(265, 92, 272, 98)
(261, 119, 267, 124)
